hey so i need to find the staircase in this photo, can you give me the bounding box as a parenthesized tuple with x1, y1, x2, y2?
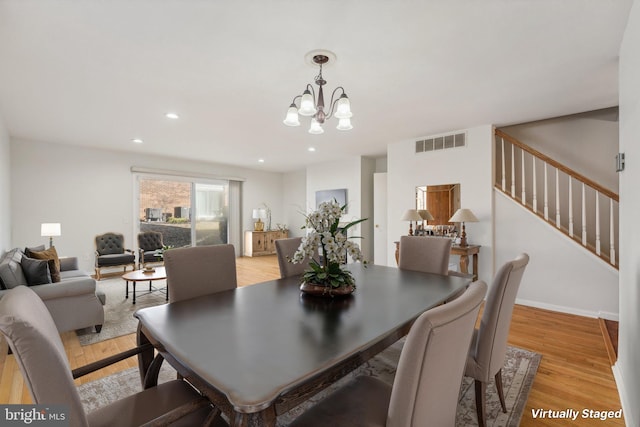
(495, 129, 619, 268)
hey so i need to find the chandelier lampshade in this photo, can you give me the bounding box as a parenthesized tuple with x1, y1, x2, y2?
(283, 50, 353, 134)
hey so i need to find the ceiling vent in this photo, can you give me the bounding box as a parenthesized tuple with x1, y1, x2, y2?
(415, 132, 466, 153)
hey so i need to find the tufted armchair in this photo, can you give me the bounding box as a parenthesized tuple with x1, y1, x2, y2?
(137, 231, 164, 269)
(94, 232, 136, 280)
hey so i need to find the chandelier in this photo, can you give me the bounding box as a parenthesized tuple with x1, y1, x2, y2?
(283, 53, 352, 134)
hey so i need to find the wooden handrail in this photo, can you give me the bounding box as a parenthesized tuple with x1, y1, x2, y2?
(495, 129, 619, 202)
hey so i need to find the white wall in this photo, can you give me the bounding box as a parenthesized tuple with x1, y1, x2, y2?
(282, 168, 307, 238)
(387, 125, 494, 283)
(615, 0, 640, 424)
(495, 191, 618, 318)
(10, 139, 285, 270)
(0, 115, 10, 254)
(305, 156, 374, 261)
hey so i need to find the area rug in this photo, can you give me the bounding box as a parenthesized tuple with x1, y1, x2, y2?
(78, 342, 540, 426)
(76, 277, 167, 346)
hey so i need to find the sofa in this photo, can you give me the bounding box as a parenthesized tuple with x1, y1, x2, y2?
(0, 247, 105, 333)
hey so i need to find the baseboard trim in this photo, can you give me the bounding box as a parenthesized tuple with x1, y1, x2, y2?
(598, 318, 617, 366)
(515, 298, 619, 320)
(612, 362, 634, 427)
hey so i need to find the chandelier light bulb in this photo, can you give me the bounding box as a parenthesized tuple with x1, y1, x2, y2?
(298, 90, 317, 116)
(334, 94, 352, 119)
(309, 118, 324, 135)
(283, 104, 300, 126)
(336, 117, 353, 131)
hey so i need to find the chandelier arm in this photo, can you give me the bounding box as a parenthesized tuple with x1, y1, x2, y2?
(290, 94, 302, 107)
(325, 86, 346, 120)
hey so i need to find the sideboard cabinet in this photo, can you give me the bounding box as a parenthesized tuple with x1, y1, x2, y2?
(244, 230, 289, 257)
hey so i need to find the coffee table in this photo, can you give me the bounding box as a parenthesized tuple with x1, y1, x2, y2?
(122, 266, 168, 304)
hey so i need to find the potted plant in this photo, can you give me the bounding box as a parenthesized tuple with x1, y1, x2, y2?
(291, 200, 367, 296)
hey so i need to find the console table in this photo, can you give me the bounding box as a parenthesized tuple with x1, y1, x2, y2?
(394, 241, 480, 280)
(244, 230, 289, 256)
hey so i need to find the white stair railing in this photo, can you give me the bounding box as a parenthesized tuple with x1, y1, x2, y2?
(495, 129, 619, 268)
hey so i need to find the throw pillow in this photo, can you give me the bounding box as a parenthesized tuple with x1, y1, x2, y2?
(27, 247, 61, 283)
(20, 256, 52, 286)
(24, 245, 46, 255)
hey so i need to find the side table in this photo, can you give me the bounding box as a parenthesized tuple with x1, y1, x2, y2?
(122, 267, 168, 304)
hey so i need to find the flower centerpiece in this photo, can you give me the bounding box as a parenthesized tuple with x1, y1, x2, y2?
(291, 200, 367, 296)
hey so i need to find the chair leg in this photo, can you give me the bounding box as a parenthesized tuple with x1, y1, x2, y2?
(495, 369, 507, 413)
(475, 379, 487, 427)
(95, 267, 100, 281)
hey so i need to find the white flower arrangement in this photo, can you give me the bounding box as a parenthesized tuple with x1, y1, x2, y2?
(292, 200, 367, 289)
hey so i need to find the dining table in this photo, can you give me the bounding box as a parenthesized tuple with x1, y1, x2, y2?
(134, 263, 472, 427)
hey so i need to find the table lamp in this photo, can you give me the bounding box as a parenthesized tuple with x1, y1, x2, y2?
(41, 223, 61, 248)
(448, 208, 478, 247)
(252, 209, 266, 231)
(401, 209, 422, 236)
(417, 209, 434, 231)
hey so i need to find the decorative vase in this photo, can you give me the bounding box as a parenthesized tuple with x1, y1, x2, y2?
(299, 282, 355, 297)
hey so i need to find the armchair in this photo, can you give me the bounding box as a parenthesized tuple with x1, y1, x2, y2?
(137, 231, 164, 269)
(94, 232, 136, 280)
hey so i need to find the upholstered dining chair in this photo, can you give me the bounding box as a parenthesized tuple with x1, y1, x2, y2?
(94, 232, 136, 280)
(289, 280, 488, 427)
(0, 285, 226, 427)
(465, 253, 530, 427)
(164, 244, 237, 303)
(137, 230, 164, 269)
(275, 237, 310, 278)
(398, 235, 453, 275)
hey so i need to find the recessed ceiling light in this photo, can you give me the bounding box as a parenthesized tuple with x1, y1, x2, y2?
(132, 138, 143, 144)
(258, 159, 265, 163)
(308, 147, 316, 152)
(165, 112, 179, 119)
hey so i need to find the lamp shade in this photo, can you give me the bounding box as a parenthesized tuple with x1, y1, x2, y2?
(41, 223, 61, 237)
(334, 94, 353, 119)
(252, 209, 266, 220)
(298, 90, 317, 116)
(283, 104, 300, 126)
(449, 208, 479, 223)
(401, 209, 422, 222)
(308, 118, 324, 135)
(418, 209, 434, 221)
(336, 117, 353, 131)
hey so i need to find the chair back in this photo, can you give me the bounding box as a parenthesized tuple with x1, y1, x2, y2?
(471, 253, 529, 381)
(164, 244, 237, 303)
(388, 280, 487, 427)
(398, 235, 452, 275)
(138, 231, 163, 251)
(0, 286, 89, 427)
(275, 237, 310, 278)
(95, 232, 126, 255)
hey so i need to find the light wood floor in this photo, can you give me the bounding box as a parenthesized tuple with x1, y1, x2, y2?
(0, 255, 624, 426)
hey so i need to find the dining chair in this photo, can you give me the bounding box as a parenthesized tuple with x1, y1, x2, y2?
(465, 253, 530, 427)
(164, 244, 237, 303)
(0, 285, 226, 427)
(289, 280, 488, 427)
(398, 235, 452, 275)
(275, 237, 309, 278)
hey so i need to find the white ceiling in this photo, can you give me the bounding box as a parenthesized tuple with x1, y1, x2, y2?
(0, 1, 632, 172)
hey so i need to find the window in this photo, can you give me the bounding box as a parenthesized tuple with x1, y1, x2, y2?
(137, 177, 231, 248)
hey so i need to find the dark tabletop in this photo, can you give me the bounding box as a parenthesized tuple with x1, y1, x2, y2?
(134, 263, 471, 413)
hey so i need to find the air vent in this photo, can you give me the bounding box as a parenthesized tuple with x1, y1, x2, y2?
(415, 132, 466, 153)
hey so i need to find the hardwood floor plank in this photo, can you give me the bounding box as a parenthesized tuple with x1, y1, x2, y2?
(0, 256, 624, 426)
